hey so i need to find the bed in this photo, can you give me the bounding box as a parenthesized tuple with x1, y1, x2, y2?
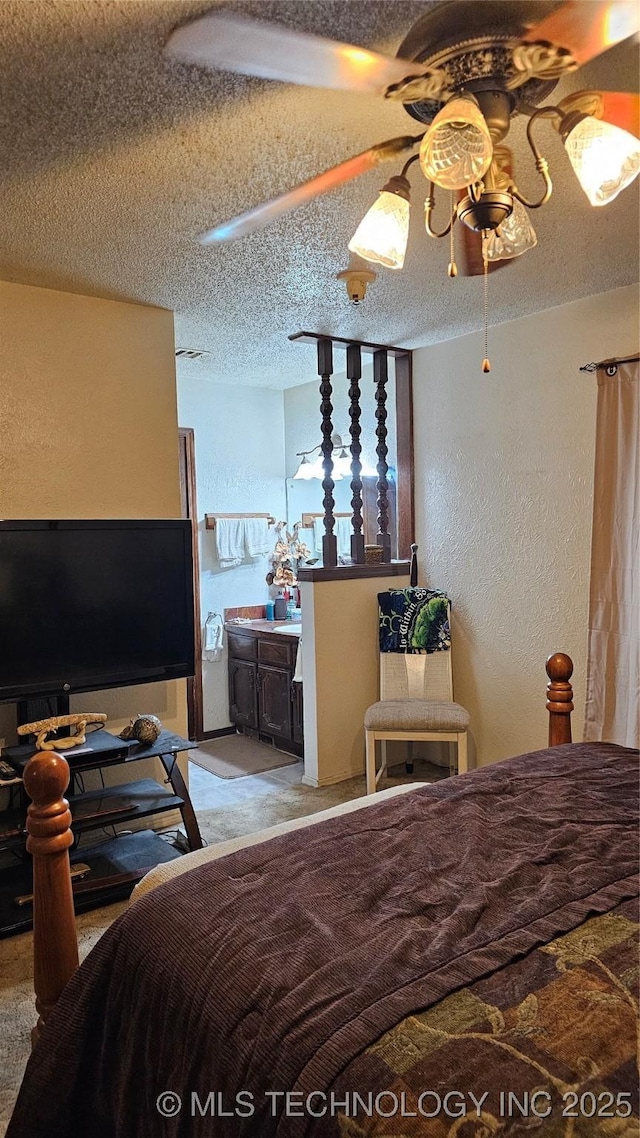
(7, 653, 639, 1137)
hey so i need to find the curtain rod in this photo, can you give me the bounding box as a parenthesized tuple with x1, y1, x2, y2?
(579, 353, 640, 373)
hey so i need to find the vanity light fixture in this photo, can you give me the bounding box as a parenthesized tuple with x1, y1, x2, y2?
(293, 434, 377, 480)
(292, 453, 334, 480)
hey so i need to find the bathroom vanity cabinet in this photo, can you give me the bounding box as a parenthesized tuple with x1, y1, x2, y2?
(226, 622, 302, 758)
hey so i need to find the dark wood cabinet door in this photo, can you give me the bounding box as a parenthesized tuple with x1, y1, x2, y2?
(229, 660, 258, 729)
(292, 681, 304, 746)
(258, 666, 292, 739)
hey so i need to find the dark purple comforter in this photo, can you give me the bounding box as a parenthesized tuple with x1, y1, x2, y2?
(8, 743, 639, 1138)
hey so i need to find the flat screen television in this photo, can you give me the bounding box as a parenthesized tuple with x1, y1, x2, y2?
(0, 520, 195, 703)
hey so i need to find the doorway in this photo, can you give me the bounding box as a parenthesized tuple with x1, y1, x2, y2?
(178, 427, 204, 741)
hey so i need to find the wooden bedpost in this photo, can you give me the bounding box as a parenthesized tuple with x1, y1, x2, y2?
(23, 750, 79, 1045)
(546, 653, 574, 746)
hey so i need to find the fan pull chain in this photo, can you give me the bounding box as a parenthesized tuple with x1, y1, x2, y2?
(482, 237, 491, 374)
(447, 193, 457, 278)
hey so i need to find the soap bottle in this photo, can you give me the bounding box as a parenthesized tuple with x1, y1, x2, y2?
(265, 599, 275, 621)
(274, 592, 288, 620)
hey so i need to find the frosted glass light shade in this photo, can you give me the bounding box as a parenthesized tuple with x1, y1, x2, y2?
(564, 116, 640, 206)
(332, 449, 377, 478)
(293, 455, 342, 481)
(349, 190, 410, 270)
(420, 95, 493, 190)
(293, 455, 318, 480)
(482, 197, 537, 260)
(333, 448, 352, 477)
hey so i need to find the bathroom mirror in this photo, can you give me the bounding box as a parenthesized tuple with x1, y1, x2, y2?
(284, 365, 400, 566)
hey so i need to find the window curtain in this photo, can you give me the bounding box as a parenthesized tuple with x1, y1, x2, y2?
(584, 357, 639, 747)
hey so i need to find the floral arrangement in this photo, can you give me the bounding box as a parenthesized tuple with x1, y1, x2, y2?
(266, 521, 313, 588)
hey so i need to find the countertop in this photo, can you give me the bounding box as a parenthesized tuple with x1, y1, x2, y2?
(224, 619, 301, 637)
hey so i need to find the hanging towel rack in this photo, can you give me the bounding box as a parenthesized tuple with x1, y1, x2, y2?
(300, 511, 351, 528)
(205, 513, 277, 530)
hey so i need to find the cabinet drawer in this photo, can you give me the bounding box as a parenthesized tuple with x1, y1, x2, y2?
(258, 637, 296, 667)
(227, 631, 258, 661)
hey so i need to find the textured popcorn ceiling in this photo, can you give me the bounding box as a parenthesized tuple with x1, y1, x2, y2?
(0, 0, 638, 388)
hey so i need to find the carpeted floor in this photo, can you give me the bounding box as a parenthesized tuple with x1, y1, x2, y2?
(197, 774, 370, 843)
(189, 733, 298, 779)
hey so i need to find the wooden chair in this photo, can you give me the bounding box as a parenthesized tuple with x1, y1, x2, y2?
(364, 619, 470, 794)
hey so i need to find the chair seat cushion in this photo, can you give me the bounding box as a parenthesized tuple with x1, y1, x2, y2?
(364, 700, 470, 732)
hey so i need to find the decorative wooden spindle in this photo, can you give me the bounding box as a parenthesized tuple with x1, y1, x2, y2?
(546, 652, 574, 746)
(24, 750, 79, 1044)
(394, 351, 414, 561)
(347, 342, 365, 564)
(318, 338, 337, 569)
(373, 348, 391, 562)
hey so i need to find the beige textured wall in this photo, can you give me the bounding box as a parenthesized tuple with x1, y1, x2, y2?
(300, 572, 409, 786)
(412, 283, 639, 767)
(0, 280, 187, 746)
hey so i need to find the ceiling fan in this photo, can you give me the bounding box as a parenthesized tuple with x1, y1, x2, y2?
(165, 0, 640, 281)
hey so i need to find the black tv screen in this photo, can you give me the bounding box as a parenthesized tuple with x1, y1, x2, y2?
(0, 520, 195, 702)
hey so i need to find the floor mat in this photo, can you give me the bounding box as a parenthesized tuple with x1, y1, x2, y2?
(189, 733, 298, 779)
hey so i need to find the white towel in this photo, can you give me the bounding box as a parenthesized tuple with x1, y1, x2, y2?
(215, 518, 244, 567)
(202, 613, 224, 662)
(312, 517, 324, 554)
(336, 516, 353, 558)
(292, 637, 303, 684)
(313, 516, 353, 558)
(243, 517, 271, 558)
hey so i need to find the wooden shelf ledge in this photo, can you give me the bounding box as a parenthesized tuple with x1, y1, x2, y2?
(297, 561, 410, 582)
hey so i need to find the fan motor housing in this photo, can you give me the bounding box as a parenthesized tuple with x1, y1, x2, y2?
(396, 0, 561, 124)
(457, 191, 513, 232)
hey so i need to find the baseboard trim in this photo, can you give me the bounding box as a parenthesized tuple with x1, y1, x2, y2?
(302, 766, 364, 788)
(199, 727, 236, 741)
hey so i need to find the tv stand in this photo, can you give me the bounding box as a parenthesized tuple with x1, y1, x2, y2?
(0, 730, 203, 937)
(16, 694, 70, 730)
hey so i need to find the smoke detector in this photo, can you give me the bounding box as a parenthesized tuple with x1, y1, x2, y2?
(336, 265, 377, 306)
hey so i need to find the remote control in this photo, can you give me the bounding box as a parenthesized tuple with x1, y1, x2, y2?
(0, 758, 20, 782)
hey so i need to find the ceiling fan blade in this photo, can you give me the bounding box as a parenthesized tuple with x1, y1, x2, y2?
(199, 135, 423, 245)
(165, 11, 432, 95)
(591, 90, 640, 134)
(558, 89, 639, 133)
(521, 0, 640, 67)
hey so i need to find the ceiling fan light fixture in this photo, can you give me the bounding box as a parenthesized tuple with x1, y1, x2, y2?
(561, 113, 640, 206)
(349, 174, 411, 270)
(419, 93, 494, 191)
(482, 197, 538, 261)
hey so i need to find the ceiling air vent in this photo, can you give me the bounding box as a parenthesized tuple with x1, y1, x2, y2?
(175, 348, 211, 360)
